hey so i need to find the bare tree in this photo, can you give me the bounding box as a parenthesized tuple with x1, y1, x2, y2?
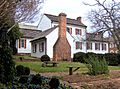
(0, 0, 44, 46)
(0, 0, 44, 32)
(84, 0, 120, 52)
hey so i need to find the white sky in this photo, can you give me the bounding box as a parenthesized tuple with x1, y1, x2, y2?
(42, 0, 97, 32)
(43, 0, 89, 18)
(23, 0, 96, 32)
(23, 0, 114, 32)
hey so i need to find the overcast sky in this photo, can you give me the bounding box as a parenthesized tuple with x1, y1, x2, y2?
(42, 0, 97, 32)
(43, 0, 90, 18)
(24, 0, 113, 32)
(24, 0, 96, 32)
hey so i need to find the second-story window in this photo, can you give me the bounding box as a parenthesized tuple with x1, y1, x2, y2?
(95, 43, 100, 50)
(75, 28, 82, 35)
(67, 27, 72, 34)
(102, 43, 106, 50)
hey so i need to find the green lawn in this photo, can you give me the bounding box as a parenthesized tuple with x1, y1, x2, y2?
(16, 61, 120, 73)
(16, 61, 87, 73)
(13, 55, 39, 61)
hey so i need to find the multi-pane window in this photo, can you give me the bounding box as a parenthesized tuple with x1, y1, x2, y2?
(87, 42, 92, 50)
(39, 42, 44, 52)
(21, 39, 24, 48)
(19, 39, 26, 48)
(95, 43, 100, 50)
(102, 43, 106, 50)
(67, 27, 72, 34)
(76, 42, 82, 49)
(75, 28, 82, 35)
(33, 44, 37, 53)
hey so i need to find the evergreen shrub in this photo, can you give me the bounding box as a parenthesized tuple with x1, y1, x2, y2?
(0, 47, 15, 83)
(19, 76, 28, 84)
(84, 55, 109, 75)
(16, 65, 30, 76)
(73, 52, 120, 66)
(40, 55, 50, 62)
(104, 53, 119, 66)
(73, 52, 86, 63)
(30, 74, 42, 85)
(49, 77, 60, 89)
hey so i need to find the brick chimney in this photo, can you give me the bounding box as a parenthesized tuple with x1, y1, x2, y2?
(77, 16, 82, 23)
(53, 13, 71, 61)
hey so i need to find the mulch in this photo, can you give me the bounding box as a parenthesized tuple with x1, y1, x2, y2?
(40, 70, 120, 89)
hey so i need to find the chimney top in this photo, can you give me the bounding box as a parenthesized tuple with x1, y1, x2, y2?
(59, 13, 67, 17)
(77, 16, 81, 22)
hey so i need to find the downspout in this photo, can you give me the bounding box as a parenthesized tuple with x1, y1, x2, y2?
(45, 38, 47, 55)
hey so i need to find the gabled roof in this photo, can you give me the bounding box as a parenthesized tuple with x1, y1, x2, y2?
(20, 29, 42, 38)
(31, 25, 58, 42)
(45, 14, 87, 27)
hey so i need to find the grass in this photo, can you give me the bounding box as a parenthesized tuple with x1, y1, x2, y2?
(16, 61, 120, 73)
(108, 66, 120, 70)
(16, 61, 87, 73)
(13, 55, 39, 61)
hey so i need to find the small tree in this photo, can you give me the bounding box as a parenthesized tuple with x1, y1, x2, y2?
(84, 55, 109, 75)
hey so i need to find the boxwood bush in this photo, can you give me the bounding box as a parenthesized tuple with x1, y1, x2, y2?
(0, 74, 74, 89)
(40, 55, 50, 62)
(30, 74, 42, 85)
(16, 65, 30, 76)
(49, 77, 60, 89)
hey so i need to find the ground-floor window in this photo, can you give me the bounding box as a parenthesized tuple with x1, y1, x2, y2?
(87, 42, 92, 50)
(76, 42, 82, 50)
(95, 43, 100, 50)
(39, 42, 44, 52)
(32, 44, 37, 53)
(19, 38, 26, 48)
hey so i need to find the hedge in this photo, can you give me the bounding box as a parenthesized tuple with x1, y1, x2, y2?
(73, 52, 120, 66)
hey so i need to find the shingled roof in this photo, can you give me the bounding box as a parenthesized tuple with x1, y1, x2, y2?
(20, 29, 42, 38)
(31, 25, 58, 42)
(45, 14, 87, 27)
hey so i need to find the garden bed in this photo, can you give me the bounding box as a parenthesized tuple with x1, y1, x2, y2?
(41, 70, 120, 89)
